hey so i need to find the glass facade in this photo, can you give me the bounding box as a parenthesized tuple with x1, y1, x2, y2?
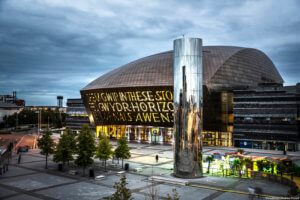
(96, 125, 173, 144)
(233, 84, 300, 151)
(203, 131, 232, 146)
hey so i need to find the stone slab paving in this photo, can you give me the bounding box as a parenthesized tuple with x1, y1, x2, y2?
(0, 187, 18, 198)
(189, 176, 239, 188)
(95, 173, 148, 189)
(146, 145, 172, 150)
(140, 183, 216, 200)
(137, 166, 172, 176)
(19, 160, 57, 171)
(0, 165, 37, 178)
(214, 192, 249, 200)
(3, 194, 42, 200)
(234, 179, 290, 196)
(153, 150, 173, 159)
(17, 153, 45, 162)
(129, 155, 172, 165)
(157, 163, 173, 170)
(130, 148, 163, 155)
(132, 193, 148, 200)
(37, 182, 115, 200)
(1, 173, 75, 191)
(128, 153, 144, 158)
(0, 143, 295, 199)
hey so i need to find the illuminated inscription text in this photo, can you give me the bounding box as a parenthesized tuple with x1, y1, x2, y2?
(84, 87, 174, 126)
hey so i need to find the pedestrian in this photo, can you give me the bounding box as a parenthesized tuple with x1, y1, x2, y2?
(18, 154, 21, 164)
(155, 154, 159, 163)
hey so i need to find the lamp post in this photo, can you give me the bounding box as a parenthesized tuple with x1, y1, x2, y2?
(16, 111, 18, 130)
(34, 110, 41, 149)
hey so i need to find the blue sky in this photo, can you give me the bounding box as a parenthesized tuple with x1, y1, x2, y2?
(0, 0, 299, 106)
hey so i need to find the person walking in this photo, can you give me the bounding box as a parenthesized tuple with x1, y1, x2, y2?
(18, 154, 21, 164)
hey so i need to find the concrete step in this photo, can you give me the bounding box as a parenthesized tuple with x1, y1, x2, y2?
(148, 175, 189, 186)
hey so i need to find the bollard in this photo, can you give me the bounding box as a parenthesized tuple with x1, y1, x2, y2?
(58, 164, 63, 171)
(89, 169, 95, 178)
(18, 154, 21, 164)
(124, 163, 129, 171)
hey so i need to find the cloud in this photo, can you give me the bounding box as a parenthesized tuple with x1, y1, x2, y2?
(0, 0, 299, 105)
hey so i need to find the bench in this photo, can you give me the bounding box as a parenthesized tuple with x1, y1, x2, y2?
(68, 170, 78, 175)
(134, 168, 143, 172)
(117, 171, 125, 175)
(95, 175, 106, 180)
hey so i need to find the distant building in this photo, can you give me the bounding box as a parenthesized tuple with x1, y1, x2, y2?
(0, 102, 21, 123)
(0, 92, 24, 123)
(25, 106, 66, 113)
(0, 91, 25, 106)
(66, 98, 91, 133)
(233, 83, 300, 151)
(57, 96, 63, 108)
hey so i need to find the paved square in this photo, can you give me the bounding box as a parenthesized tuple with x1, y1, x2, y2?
(1, 173, 75, 191)
(215, 192, 249, 200)
(96, 173, 148, 189)
(190, 176, 238, 188)
(129, 155, 172, 165)
(4, 194, 42, 200)
(130, 148, 163, 155)
(0, 142, 294, 199)
(140, 183, 216, 200)
(37, 182, 115, 200)
(234, 179, 290, 196)
(0, 166, 36, 178)
(0, 187, 18, 198)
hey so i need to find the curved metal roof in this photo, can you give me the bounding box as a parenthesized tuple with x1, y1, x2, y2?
(82, 46, 283, 90)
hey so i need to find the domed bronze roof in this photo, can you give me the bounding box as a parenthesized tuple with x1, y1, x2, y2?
(82, 46, 283, 91)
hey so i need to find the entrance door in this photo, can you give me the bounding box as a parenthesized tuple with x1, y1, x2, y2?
(151, 130, 159, 144)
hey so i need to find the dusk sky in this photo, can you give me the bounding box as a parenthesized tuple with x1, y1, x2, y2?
(0, 0, 299, 106)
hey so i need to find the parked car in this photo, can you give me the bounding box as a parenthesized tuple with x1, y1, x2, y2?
(18, 146, 29, 153)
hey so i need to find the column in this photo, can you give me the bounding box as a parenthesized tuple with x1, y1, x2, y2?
(173, 37, 203, 178)
(137, 127, 141, 143)
(148, 128, 151, 144)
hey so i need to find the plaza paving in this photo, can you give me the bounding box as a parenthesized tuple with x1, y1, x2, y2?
(0, 142, 296, 200)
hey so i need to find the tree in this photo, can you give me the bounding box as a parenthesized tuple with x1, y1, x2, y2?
(114, 137, 131, 169)
(96, 136, 113, 172)
(75, 125, 96, 176)
(108, 175, 132, 200)
(205, 155, 215, 174)
(37, 129, 55, 169)
(1, 109, 67, 128)
(237, 149, 244, 155)
(243, 157, 252, 178)
(145, 166, 159, 200)
(167, 189, 180, 200)
(232, 158, 242, 178)
(256, 160, 264, 172)
(53, 129, 76, 170)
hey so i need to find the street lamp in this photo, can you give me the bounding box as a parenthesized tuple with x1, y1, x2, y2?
(35, 110, 41, 136)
